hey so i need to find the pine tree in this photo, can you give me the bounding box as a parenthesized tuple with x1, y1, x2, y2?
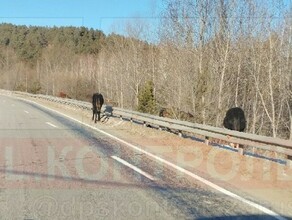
(137, 81, 156, 114)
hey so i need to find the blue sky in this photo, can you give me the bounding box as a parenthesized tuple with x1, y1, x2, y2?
(0, 0, 291, 37)
(0, 0, 163, 35)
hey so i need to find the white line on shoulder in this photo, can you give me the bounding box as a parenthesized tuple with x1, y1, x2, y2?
(111, 155, 155, 181)
(46, 122, 57, 128)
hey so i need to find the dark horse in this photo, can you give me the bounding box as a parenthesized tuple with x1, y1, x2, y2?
(92, 93, 104, 123)
(223, 107, 246, 132)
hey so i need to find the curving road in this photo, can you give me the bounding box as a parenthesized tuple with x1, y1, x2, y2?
(0, 95, 283, 219)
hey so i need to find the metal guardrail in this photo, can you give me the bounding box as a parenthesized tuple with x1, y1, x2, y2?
(1, 90, 292, 159)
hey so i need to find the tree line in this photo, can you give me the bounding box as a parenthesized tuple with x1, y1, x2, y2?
(0, 0, 291, 139)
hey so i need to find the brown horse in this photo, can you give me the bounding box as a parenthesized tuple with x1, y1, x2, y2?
(223, 107, 246, 132)
(92, 93, 104, 123)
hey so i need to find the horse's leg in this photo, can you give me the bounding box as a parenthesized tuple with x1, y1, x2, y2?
(97, 111, 101, 121)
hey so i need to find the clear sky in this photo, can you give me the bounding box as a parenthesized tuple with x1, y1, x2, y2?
(0, 0, 163, 35)
(0, 0, 291, 36)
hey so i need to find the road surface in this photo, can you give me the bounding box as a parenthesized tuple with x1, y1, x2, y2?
(0, 95, 281, 219)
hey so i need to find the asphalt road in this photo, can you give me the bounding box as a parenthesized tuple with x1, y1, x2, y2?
(0, 95, 283, 220)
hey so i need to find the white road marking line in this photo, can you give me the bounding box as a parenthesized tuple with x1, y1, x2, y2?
(111, 155, 155, 181)
(24, 110, 29, 114)
(18, 97, 286, 220)
(46, 122, 57, 128)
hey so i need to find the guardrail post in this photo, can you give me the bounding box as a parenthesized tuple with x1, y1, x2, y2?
(205, 136, 209, 145)
(287, 155, 292, 167)
(143, 121, 147, 127)
(130, 118, 133, 123)
(274, 152, 278, 160)
(120, 115, 123, 120)
(178, 130, 182, 138)
(238, 147, 244, 155)
(252, 147, 255, 154)
(234, 144, 244, 155)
